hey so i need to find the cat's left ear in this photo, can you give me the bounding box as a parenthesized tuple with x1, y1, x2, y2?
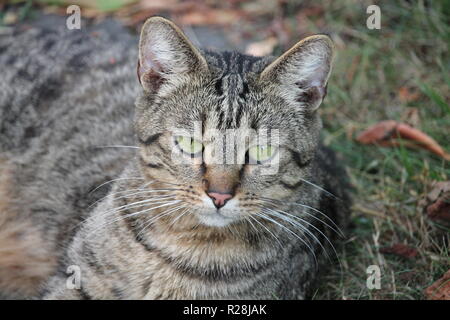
(260, 35, 334, 111)
(138, 17, 208, 93)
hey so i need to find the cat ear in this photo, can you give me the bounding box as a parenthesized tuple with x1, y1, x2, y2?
(260, 35, 334, 111)
(138, 17, 208, 93)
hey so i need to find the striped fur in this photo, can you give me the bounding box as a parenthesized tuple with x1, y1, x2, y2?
(0, 16, 350, 299)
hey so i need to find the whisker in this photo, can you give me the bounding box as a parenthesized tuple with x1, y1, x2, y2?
(96, 197, 179, 222)
(76, 182, 156, 229)
(87, 180, 156, 209)
(89, 177, 144, 194)
(136, 204, 186, 238)
(255, 211, 318, 269)
(94, 145, 140, 149)
(168, 206, 191, 227)
(262, 207, 336, 263)
(138, 204, 188, 236)
(82, 197, 178, 230)
(259, 197, 344, 237)
(87, 200, 181, 237)
(249, 215, 283, 248)
(244, 216, 260, 234)
(298, 177, 338, 199)
(290, 203, 345, 237)
(88, 187, 182, 210)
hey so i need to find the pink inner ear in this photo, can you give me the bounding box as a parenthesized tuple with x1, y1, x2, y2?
(138, 47, 166, 92)
(295, 83, 327, 108)
(139, 47, 163, 76)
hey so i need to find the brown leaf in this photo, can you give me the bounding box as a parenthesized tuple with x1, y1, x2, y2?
(380, 243, 418, 259)
(422, 181, 450, 222)
(356, 120, 450, 161)
(427, 198, 450, 221)
(356, 120, 397, 144)
(398, 86, 421, 103)
(428, 181, 450, 201)
(424, 269, 450, 300)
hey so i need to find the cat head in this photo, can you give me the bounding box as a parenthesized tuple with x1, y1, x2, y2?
(134, 17, 334, 228)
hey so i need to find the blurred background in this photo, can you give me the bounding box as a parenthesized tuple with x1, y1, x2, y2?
(1, 0, 449, 300)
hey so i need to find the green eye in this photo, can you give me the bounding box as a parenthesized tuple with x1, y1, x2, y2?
(175, 136, 203, 156)
(248, 145, 277, 163)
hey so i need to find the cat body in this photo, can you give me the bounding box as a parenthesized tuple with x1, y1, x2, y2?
(0, 16, 350, 299)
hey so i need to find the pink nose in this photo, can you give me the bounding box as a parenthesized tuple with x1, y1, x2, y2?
(207, 192, 233, 209)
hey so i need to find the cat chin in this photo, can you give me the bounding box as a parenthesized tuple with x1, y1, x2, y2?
(195, 210, 239, 228)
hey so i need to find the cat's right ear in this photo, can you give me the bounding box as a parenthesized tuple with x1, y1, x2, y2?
(138, 17, 208, 93)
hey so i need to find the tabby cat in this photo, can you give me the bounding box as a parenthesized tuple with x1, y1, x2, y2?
(0, 16, 350, 299)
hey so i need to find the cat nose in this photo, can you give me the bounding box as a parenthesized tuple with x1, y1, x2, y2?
(206, 192, 233, 209)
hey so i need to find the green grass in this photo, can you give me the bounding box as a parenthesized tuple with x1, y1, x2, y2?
(310, 0, 449, 299)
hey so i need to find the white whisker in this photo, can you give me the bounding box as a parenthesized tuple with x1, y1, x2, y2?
(136, 204, 186, 238)
(168, 206, 191, 227)
(290, 203, 345, 237)
(298, 177, 338, 199)
(249, 215, 283, 247)
(94, 145, 140, 149)
(255, 211, 318, 268)
(87, 200, 181, 237)
(263, 207, 336, 263)
(259, 197, 344, 237)
(89, 177, 144, 194)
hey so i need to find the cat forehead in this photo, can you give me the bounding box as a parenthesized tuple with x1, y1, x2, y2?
(203, 50, 272, 75)
(161, 51, 300, 131)
(148, 51, 306, 132)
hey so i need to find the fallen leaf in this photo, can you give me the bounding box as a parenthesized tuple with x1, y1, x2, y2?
(356, 120, 450, 161)
(429, 181, 450, 199)
(420, 181, 450, 222)
(427, 198, 450, 221)
(424, 269, 450, 300)
(380, 243, 418, 259)
(398, 86, 421, 103)
(356, 120, 397, 144)
(245, 37, 278, 56)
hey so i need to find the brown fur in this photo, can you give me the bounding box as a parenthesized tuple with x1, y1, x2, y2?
(0, 157, 56, 297)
